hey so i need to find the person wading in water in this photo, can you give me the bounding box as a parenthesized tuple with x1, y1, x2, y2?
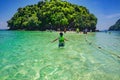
(51, 32, 68, 48)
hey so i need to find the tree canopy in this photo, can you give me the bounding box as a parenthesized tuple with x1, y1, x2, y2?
(7, 0, 97, 31)
(109, 19, 120, 31)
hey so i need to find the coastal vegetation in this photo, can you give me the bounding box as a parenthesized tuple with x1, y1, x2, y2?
(109, 19, 120, 31)
(7, 0, 97, 31)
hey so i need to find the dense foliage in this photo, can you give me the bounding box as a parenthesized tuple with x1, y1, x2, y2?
(109, 19, 120, 31)
(7, 0, 97, 31)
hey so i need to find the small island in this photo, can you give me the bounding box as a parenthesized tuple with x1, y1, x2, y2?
(109, 19, 120, 31)
(7, 0, 97, 31)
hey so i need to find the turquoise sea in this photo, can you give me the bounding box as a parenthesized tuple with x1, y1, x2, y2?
(0, 31, 120, 80)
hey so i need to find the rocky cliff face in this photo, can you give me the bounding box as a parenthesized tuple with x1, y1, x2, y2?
(109, 19, 120, 31)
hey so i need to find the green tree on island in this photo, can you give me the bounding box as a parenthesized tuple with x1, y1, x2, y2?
(7, 0, 97, 31)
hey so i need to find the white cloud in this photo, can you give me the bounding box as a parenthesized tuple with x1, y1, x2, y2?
(96, 13, 120, 30)
(106, 13, 120, 19)
(0, 21, 8, 29)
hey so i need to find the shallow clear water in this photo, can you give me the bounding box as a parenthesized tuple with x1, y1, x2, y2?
(0, 31, 120, 80)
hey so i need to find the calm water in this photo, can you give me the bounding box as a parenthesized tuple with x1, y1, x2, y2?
(0, 31, 120, 80)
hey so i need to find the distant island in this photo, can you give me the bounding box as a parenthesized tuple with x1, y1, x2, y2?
(7, 0, 97, 31)
(109, 19, 120, 31)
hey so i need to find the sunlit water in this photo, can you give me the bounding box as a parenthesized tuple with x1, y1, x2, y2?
(0, 31, 120, 80)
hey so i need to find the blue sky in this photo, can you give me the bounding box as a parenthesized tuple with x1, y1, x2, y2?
(0, 0, 120, 30)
